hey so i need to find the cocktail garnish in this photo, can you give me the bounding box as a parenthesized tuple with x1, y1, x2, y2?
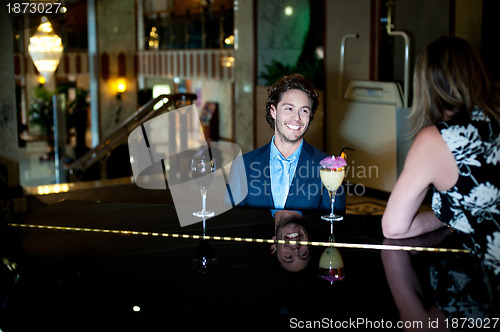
(320, 155, 346, 170)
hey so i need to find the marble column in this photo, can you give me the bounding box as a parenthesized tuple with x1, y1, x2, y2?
(233, 0, 255, 153)
(88, 0, 138, 147)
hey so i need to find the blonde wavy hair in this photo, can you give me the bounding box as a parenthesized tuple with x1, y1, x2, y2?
(409, 36, 500, 137)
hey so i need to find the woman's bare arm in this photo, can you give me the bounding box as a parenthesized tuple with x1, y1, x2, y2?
(382, 126, 458, 239)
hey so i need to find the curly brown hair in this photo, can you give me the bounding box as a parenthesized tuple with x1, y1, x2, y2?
(265, 74, 319, 128)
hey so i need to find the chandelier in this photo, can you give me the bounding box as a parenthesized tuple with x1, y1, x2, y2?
(148, 26, 159, 50)
(28, 17, 63, 82)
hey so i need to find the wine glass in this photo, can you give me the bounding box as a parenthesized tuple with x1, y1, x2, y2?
(320, 166, 345, 221)
(191, 153, 216, 218)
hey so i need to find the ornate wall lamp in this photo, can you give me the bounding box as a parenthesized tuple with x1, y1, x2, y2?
(116, 52, 127, 98)
(116, 77, 127, 95)
(113, 53, 127, 123)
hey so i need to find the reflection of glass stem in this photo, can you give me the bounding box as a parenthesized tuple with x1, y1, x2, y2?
(329, 222, 335, 242)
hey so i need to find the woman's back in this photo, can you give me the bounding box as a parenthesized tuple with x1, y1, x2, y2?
(432, 106, 500, 274)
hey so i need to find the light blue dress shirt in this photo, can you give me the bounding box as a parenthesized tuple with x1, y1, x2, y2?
(269, 136, 303, 209)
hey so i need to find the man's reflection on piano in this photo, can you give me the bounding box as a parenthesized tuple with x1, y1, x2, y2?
(270, 210, 312, 273)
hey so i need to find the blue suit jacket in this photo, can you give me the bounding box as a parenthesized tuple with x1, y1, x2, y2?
(238, 140, 346, 213)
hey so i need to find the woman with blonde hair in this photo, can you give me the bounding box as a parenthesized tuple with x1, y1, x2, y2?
(382, 36, 500, 276)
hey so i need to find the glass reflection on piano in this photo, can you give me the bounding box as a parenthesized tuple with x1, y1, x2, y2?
(319, 247, 345, 283)
(193, 239, 217, 276)
(193, 217, 217, 276)
(1, 256, 20, 307)
(318, 220, 345, 283)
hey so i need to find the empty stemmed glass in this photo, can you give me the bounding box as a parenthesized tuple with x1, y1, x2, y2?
(191, 153, 216, 218)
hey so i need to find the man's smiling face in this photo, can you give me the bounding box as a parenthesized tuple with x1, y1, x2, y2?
(270, 89, 312, 144)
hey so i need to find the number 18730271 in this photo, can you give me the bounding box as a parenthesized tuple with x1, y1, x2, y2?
(445, 318, 498, 329)
(6, 2, 64, 15)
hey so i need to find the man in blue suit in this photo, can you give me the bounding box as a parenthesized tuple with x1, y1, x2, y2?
(235, 74, 345, 213)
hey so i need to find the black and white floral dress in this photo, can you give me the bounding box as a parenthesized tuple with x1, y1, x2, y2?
(432, 107, 500, 276)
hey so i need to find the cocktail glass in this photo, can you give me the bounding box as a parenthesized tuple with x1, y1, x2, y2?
(320, 166, 345, 221)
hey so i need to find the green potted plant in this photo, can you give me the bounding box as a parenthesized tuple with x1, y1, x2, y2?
(28, 85, 54, 137)
(28, 85, 55, 160)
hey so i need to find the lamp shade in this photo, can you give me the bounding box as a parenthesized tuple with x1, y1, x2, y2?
(28, 18, 63, 82)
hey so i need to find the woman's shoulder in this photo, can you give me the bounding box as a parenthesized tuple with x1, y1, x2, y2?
(407, 126, 448, 167)
(408, 126, 459, 191)
(414, 125, 443, 146)
(408, 126, 453, 170)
